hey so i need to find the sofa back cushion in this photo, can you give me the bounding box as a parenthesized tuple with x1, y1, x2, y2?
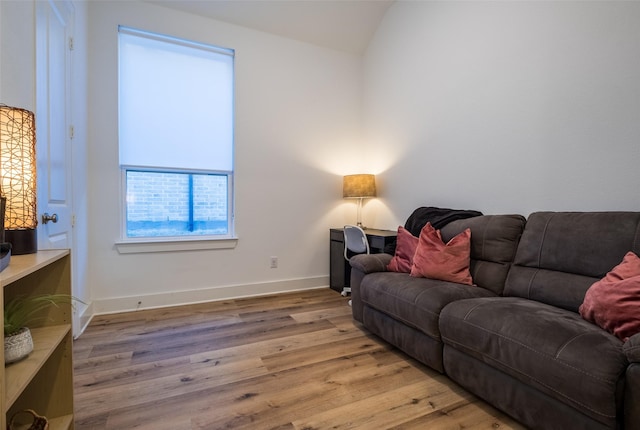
(505, 211, 640, 312)
(440, 214, 526, 295)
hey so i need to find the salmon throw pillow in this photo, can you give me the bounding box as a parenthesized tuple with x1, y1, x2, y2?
(387, 226, 419, 273)
(580, 251, 640, 341)
(410, 222, 473, 285)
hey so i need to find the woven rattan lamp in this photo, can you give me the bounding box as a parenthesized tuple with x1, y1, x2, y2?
(0, 105, 37, 255)
(343, 174, 376, 229)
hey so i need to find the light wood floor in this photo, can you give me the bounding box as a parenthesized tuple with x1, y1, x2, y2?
(73, 288, 526, 429)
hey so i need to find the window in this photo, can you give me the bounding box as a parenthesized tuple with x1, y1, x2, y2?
(125, 170, 228, 237)
(118, 26, 234, 241)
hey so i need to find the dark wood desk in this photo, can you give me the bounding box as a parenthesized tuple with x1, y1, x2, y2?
(329, 228, 397, 293)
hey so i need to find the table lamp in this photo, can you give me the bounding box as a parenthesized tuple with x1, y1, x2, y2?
(343, 174, 376, 229)
(0, 105, 38, 255)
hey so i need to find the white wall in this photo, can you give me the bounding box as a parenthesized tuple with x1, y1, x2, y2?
(363, 1, 640, 228)
(13, 0, 638, 317)
(87, 1, 364, 313)
(0, 1, 36, 109)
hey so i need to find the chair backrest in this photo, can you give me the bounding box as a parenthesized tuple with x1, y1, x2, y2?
(343, 225, 370, 261)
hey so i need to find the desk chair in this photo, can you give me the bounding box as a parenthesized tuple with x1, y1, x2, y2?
(342, 225, 370, 298)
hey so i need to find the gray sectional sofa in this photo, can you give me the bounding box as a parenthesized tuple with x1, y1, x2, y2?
(349, 212, 640, 430)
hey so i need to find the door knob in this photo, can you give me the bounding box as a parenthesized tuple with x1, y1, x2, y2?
(42, 213, 58, 224)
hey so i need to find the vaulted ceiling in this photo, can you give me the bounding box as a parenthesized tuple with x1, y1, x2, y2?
(147, 0, 395, 55)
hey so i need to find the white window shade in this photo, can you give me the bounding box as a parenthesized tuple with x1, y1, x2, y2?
(118, 27, 234, 172)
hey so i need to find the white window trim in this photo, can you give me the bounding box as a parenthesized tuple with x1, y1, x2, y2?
(115, 236, 238, 254)
(117, 27, 235, 251)
(117, 168, 236, 253)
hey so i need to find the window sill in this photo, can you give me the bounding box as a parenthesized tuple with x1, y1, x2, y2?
(115, 236, 238, 254)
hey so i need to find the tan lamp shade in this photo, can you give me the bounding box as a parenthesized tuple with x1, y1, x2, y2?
(343, 174, 376, 198)
(0, 105, 38, 254)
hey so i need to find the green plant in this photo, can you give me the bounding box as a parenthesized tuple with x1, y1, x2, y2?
(4, 294, 82, 336)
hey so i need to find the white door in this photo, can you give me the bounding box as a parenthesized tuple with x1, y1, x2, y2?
(36, 0, 74, 250)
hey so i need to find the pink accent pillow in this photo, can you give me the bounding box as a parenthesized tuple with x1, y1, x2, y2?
(387, 226, 419, 273)
(579, 251, 640, 341)
(410, 222, 473, 285)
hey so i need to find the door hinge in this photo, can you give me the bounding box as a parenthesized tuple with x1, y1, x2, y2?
(71, 214, 76, 227)
(69, 125, 75, 139)
(69, 37, 74, 51)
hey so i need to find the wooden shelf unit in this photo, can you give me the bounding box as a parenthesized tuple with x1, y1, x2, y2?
(1, 250, 74, 430)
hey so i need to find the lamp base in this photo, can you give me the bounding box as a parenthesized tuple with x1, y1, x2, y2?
(5, 229, 37, 255)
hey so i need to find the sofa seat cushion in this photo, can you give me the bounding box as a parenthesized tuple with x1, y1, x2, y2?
(440, 297, 627, 426)
(360, 272, 495, 341)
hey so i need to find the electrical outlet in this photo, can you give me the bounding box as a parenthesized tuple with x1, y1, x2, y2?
(270, 256, 278, 268)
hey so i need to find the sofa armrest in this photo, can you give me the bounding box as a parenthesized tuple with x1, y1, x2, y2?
(624, 333, 640, 362)
(349, 253, 392, 274)
(349, 253, 392, 323)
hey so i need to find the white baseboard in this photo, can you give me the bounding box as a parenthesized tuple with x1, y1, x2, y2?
(89, 276, 330, 317)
